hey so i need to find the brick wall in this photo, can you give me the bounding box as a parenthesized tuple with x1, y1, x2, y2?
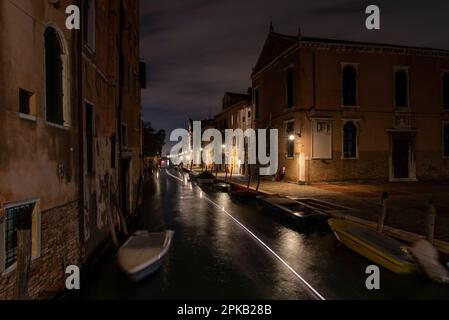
(0, 201, 81, 300)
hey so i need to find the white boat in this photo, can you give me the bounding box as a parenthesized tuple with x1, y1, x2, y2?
(118, 230, 174, 281)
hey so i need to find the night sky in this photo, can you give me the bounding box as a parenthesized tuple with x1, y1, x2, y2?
(139, 0, 449, 152)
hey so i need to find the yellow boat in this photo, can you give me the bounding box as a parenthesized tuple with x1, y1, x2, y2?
(328, 219, 417, 274)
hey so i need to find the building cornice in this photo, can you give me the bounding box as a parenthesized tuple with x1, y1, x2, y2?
(300, 40, 449, 58)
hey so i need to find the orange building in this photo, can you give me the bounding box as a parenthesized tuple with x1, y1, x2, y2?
(251, 26, 449, 183)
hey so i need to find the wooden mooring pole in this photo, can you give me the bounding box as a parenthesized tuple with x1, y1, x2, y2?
(14, 209, 32, 300)
(377, 192, 389, 233)
(427, 200, 436, 244)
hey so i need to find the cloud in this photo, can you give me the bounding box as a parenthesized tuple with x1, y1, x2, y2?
(139, 0, 449, 153)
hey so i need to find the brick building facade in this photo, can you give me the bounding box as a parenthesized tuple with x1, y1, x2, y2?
(0, 0, 143, 299)
(251, 26, 449, 183)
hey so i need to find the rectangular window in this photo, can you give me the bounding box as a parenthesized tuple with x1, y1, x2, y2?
(444, 123, 449, 158)
(286, 68, 295, 108)
(343, 121, 358, 159)
(286, 121, 295, 158)
(86, 103, 95, 173)
(84, 0, 96, 51)
(394, 67, 409, 108)
(139, 61, 147, 89)
(4, 203, 33, 270)
(342, 64, 358, 107)
(121, 123, 128, 147)
(442, 72, 449, 111)
(254, 89, 260, 119)
(111, 134, 116, 169)
(312, 120, 332, 159)
(19, 89, 34, 115)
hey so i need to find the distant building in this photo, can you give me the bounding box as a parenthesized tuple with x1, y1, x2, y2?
(251, 26, 449, 183)
(215, 92, 253, 175)
(0, 0, 143, 299)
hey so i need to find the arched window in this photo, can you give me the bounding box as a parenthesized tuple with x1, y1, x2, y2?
(343, 121, 358, 158)
(286, 68, 295, 108)
(444, 123, 449, 158)
(45, 27, 68, 126)
(395, 70, 408, 108)
(342, 65, 357, 106)
(442, 73, 449, 110)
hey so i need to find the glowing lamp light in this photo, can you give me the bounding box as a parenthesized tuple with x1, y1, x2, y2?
(289, 135, 295, 141)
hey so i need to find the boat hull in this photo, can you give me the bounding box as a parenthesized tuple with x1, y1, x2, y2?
(118, 230, 175, 281)
(329, 219, 416, 274)
(197, 178, 215, 184)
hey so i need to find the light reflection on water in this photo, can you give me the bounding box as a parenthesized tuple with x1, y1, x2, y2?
(77, 170, 449, 300)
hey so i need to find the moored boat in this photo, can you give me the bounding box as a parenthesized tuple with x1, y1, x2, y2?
(196, 172, 216, 184)
(230, 186, 262, 199)
(118, 230, 175, 281)
(328, 219, 417, 274)
(215, 182, 232, 192)
(258, 195, 327, 220)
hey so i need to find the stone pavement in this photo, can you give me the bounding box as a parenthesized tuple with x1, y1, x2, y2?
(216, 173, 449, 242)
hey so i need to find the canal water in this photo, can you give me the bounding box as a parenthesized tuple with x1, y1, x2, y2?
(78, 169, 449, 300)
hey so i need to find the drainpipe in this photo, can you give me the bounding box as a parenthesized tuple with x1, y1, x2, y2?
(75, 0, 85, 250)
(307, 52, 316, 184)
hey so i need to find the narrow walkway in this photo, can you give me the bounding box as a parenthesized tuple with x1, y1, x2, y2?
(218, 173, 449, 242)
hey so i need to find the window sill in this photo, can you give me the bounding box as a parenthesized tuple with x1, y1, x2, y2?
(342, 105, 360, 109)
(2, 255, 40, 276)
(46, 122, 70, 131)
(390, 178, 418, 183)
(342, 157, 359, 160)
(19, 113, 37, 122)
